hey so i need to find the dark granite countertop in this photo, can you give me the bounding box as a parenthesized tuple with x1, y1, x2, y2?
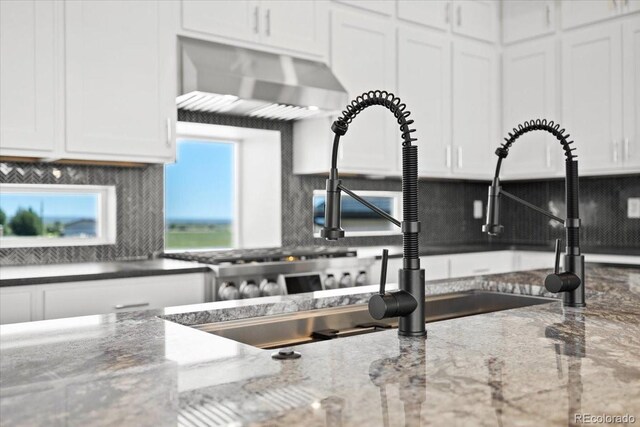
(0, 258, 211, 287)
(362, 243, 640, 259)
(2, 244, 636, 288)
(1, 266, 639, 426)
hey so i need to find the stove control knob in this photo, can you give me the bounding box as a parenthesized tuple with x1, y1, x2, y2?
(218, 282, 239, 301)
(239, 280, 261, 299)
(260, 279, 284, 296)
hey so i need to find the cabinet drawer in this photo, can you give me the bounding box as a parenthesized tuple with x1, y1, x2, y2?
(0, 290, 32, 324)
(449, 251, 514, 278)
(420, 255, 450, 281)
(44, 274, 205, 320)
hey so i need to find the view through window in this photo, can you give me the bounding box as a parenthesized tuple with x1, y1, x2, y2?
(313, 191, 401, 236)
(0, 192, 99, 239)
(165, 139, 235, 250)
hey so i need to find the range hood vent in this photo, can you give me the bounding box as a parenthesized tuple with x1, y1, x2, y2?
(178, 37, 348, 121)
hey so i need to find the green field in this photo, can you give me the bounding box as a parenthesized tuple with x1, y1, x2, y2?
(166, 225, 232, 249)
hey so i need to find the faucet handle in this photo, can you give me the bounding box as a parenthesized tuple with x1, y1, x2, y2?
(545, 239, 581, 293)
(553, 238, 561, 274)
(379, 249, 389, 295)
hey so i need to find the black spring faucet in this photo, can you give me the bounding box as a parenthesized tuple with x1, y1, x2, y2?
(483, 119, 585, 307)
(320, 90, 426, 337)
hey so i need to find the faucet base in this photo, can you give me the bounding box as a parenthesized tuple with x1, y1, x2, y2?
(563, 254, 586, 308)
(397, 268, 427, 337)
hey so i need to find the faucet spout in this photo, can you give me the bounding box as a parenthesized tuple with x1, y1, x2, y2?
(320, 90, 426, 337)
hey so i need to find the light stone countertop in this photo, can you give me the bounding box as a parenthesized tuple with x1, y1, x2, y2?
(1, 266, 639, 426)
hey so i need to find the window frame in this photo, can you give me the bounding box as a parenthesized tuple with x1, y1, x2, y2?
(312, 189, 403, 238)
(0, 183, 117, 248)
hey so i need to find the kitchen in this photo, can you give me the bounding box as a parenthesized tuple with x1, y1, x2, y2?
(0, 0, 639, 425)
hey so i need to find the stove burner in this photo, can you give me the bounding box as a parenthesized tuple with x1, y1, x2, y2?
(163, 246, 356, 265)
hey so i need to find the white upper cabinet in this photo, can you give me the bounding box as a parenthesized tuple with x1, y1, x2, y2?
(452, 0, 498, 43)
(260, 1, 327, 54)
(64, 0, 176, 162)
(561, 0, 622, 29)
(181, 1, 259, 43)
(502, 38, 559, 180)
(397, 0, 450, 31)
(330, 9, 397, 174)
(0, 0, 57, 157)
(398, 27, 452, 176)
(502, 0, 555, 44)
(624, 0, 640, 14)
(562, 23, 623, 174)
(335, 0, 394, 16)
(181, 0, 327, 57)
(623, 16, 640, 169)
(452, 39, 497, 178)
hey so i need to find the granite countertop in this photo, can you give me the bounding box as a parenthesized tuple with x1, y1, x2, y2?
(0, 258, 211, 287)
(1, 266, 639, 426)
(358, 243, 640, 261)
(2, 243, 637, 288)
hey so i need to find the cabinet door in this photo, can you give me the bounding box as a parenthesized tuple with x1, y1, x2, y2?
(43, 274, 206, 320)
(623, 0, 640, 14)
(452, 0, 498, 43)
(0, 0, 56, 155)
(397, 0, 450, 31)
(335, 0, 394, 16)
(420, 255, 450, 281)
(502, 0, 554, 44)
(562, 23, 623, 174)
(398, 27, 451, 176)
(502, 38, 558, 179)
(261, 1, 326, 55)
(64, 0, 176, 161)
(561, 0, 620, 29)
(452, 40, 497, 178)
(623, 17, 640, 170)
(513, 251, 555, 271)
(449, 251, 514, 278)
(331, 9, 397, 174)
(181, 0, 258, 42)
(0, 289, 32, 324)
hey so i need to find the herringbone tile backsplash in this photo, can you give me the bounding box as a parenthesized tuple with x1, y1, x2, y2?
(178, 111, 640, 252)
(0, 162, 164, 266)
(1, 112, 638, 266)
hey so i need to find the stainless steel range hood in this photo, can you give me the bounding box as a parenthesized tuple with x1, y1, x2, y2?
(177, 37, 348, 121)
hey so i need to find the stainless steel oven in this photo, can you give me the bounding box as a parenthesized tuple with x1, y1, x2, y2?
(164, 247, 374, 301)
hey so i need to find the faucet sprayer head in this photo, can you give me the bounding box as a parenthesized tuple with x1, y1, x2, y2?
(320, 169, 345, 241)
(482, 180, 504, 236)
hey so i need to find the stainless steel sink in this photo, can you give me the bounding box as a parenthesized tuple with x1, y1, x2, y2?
(193, 291, 555, 349)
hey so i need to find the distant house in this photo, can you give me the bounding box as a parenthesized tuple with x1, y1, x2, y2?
(63, 219, 97, 237)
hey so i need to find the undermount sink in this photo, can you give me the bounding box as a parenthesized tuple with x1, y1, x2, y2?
(192, 291, 555, 349)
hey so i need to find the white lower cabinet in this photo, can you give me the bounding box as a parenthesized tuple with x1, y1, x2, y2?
(369, 250, 560, 286)
(448, 251, 514, 277)
(0, 273, 206, 324)
(420, 255, 450, 281)
(513, 251, 554, 271)
(0, 289, 34, 324)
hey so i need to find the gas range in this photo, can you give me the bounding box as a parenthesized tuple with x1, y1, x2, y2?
(163, 247, 371, 301)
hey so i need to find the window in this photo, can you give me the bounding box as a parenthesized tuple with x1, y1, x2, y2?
(0, 184, 116, 248)
(313, 190, 402, 237)
(165, 139, 236, 250)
